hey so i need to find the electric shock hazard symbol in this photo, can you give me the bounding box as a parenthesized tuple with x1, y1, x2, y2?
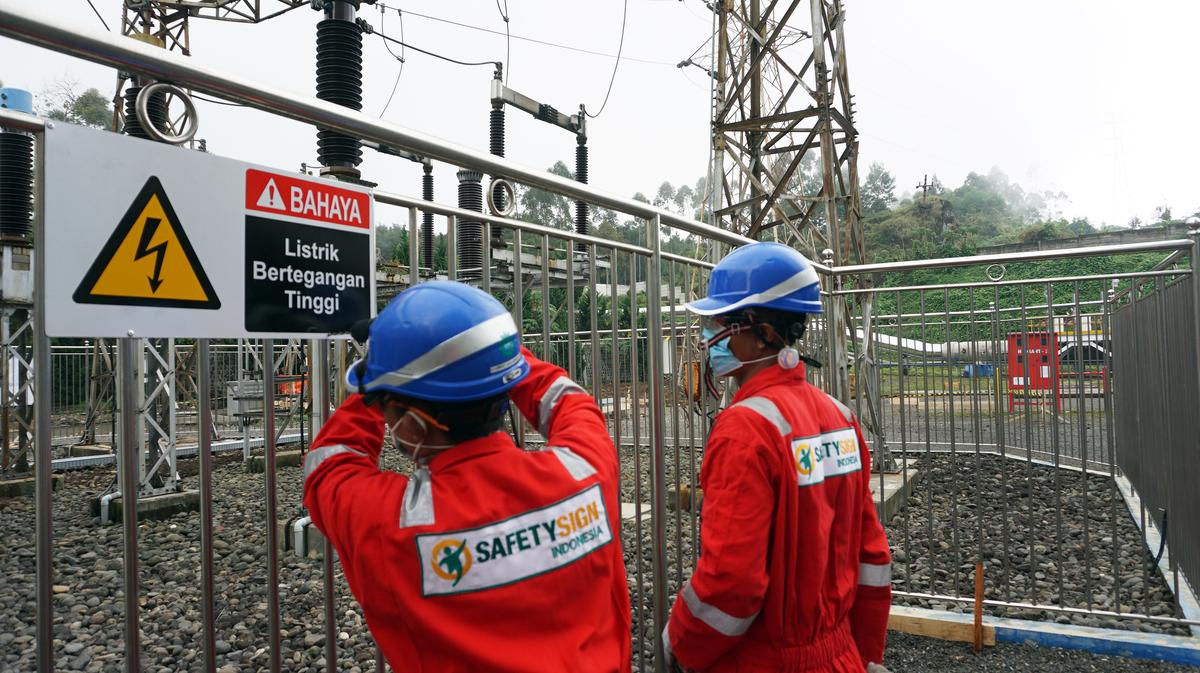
(73, 176, 220, 309)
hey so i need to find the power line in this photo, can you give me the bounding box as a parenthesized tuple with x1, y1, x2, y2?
(192, 93, 246, 107)
(84, 0, 111, 32)
(378, 4, 676, 67)
(370, 25, 498, 68)
(585, 0, 628, 119)
(496, 0, 511, 84)
(378, 5, 405, 118)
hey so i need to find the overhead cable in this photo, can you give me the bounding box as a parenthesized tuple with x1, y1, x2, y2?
(378, 4, 676, 67)
(496, 0, 511, 84)
(585, 0, 628, 119)
(366, 23, 498, 68)
(378, 4, 405, 118)
(84, 0, 111, 32)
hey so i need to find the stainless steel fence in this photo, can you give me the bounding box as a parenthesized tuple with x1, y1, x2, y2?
(1112, 273, 1200, 615)
(4, 7, 1200, 673)
(839, 252, 1200, 631)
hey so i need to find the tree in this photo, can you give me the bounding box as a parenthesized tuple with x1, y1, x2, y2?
(1127, 216, 1142, 229)
(653, 182, 675, 209)
(518, 161, 574, 230)
(1153, 205, 1173, 224)
(861, 162, 897, 214)
(41, 80, 112, 129)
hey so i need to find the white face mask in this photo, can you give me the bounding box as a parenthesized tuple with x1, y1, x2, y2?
(387, 410, 454, 463)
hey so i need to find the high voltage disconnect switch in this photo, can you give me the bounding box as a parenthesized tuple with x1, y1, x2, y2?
(488, 68, 590, 249)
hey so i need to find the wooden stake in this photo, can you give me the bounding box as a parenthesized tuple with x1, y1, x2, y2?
(973, 561, 985, 653)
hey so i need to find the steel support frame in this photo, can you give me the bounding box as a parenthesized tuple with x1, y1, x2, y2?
(0, 306, 34, 475)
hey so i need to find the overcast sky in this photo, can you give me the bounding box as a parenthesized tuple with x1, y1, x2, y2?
(2, 1, 1197, 229)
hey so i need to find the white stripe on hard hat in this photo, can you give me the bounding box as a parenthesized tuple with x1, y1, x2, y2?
(360, 312, 519, 390)
(686, 267, 820, 316)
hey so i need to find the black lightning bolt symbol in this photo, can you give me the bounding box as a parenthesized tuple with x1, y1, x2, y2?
(134, 217, 168, 293)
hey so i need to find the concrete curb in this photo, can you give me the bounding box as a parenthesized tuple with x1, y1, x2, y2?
(889, 605, 1200, 666)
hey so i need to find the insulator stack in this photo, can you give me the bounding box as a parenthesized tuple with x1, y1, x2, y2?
(489, 104, 506, 243)
(0, 132, 33, 240)
(457, 170, 484, 280)
(316, 4, 363, 177)
(122, 85, 168, 140)
(422, 164, 435, 269)
(574, 140, 589, 250)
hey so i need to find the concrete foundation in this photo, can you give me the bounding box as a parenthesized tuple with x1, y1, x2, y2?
(0, 474, 63, 497)
(69, 444, 112, 457)
(245, 449, 302, 474)
(96, 490, 201, 523)
(621, 502, 653, 521)
(280, 516, 329, 559)
(871, 468, 919, 524)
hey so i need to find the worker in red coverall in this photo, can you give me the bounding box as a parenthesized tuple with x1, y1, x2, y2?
(303, 280, 631, 673)
(664, 242, 892, 673)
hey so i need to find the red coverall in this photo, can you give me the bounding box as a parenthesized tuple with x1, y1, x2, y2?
(665, 363, 892, 673)
(304, 348, 632, 673)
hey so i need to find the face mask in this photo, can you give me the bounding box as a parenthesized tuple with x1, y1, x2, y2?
(701, 326, 776, 376)
(388, 410, 454, 463)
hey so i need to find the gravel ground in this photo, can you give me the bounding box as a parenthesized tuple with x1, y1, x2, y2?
(884, 632, 1197, 672)
(0, 451, 395, 673)
(886, 453, 1188, 635)
(2, 423, 1190, 672)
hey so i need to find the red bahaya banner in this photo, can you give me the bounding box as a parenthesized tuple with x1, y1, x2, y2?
(245, 169, 370, 229)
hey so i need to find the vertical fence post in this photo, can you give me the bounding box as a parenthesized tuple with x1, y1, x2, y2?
(32, 128, 54, 673)
(118, 336, 141, 673)
(262, 338, 281, 673)
(408, 207, 420, 287)
(1191, 230, 1200, 420)
(197, 339, 217, 673)
(645, 216, 669, 673)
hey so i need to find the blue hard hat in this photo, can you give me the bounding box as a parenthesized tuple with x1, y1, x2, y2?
(686, 242, 823, 316)
(346, 281, 529, 402)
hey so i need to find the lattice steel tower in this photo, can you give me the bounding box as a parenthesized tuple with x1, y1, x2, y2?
(710, 0, 888, 462)
(710, 0, 866, 267)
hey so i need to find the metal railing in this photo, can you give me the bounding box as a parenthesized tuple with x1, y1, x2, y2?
(4, 6, 1200, 673)
(836, 243, 1200, 632)
(1112, 272, 1200, 616)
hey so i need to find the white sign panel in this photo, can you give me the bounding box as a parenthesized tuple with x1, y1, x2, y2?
(44, 122, 375, 338)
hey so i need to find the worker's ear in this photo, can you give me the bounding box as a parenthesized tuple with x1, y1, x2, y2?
(756, 322, 782, 350)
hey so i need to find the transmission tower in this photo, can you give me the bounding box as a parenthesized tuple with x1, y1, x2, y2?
(710, 0, 866, 265)
(710, 0, 890, 465)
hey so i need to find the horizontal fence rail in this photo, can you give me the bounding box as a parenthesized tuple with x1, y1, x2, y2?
(3, 7, 1200, 673)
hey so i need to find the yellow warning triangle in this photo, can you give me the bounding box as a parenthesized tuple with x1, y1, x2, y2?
(74, 176, 220, 309)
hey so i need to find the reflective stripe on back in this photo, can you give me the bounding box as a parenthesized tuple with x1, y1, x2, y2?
(399, 466, 435, 528)
(729, 396, 792, 437)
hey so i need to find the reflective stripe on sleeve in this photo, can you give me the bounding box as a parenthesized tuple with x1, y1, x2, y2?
(550, 446, 597, 481)
(682, 581, 758, 637)
(827, 393, 854, 423)
(858, 562, 892, 587)
(304, 444, 367, 477)
(538, 376, 587, 436)
(730, 397, 792, 437)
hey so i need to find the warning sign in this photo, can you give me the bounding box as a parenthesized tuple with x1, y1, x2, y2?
(244, 169, 373, 333)
(255, 178, 287, 211)
(42, 121, 375, 339)
(73, 176, 220, 309)
(246, 169, 370, 229)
